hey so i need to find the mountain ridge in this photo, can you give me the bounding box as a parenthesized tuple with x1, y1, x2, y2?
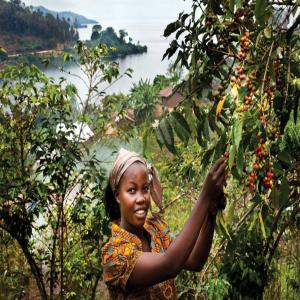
(33, 5, 98, 27)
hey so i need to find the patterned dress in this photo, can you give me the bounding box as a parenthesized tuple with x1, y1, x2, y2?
(101, 214, 178, 299)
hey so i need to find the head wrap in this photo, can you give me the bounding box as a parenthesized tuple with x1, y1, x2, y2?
(109, 148, 163, 208)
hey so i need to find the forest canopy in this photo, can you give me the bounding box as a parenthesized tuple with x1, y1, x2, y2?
(0, 0, 78, 53)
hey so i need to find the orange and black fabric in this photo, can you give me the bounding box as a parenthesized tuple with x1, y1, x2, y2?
(101, 214, 177, 299)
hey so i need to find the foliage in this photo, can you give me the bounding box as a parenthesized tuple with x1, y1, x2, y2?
(220, 224, 271, 299)
(0, 42, 128, 299)
(88, 26, 147, 58)
(129, 79, 160, 123)
(0, 0, 78, 53)
(91, 25, 102, 41)
(146, 0, 300, 298)
(0, 231, 30, 299)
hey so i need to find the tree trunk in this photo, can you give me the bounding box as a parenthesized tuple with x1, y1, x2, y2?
(91, 274, 101, 300)
(19, 241, 48, 300)
(50, 205, 62, 300)
(60, 211, 64, 300)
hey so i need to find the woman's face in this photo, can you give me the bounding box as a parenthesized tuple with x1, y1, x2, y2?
(116, 162, 151, 233)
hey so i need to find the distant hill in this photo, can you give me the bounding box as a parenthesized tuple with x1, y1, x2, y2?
(33, 6, 98, 27)
(0, 0, 78, 54)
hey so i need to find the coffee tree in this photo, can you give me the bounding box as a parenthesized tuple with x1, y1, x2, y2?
(154, 0, 300, 297)
(0, 42, 130, 299)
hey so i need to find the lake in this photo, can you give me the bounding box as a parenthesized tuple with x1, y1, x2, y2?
(44, 0, 192, 96)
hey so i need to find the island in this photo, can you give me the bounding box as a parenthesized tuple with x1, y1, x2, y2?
(87, 25, 147, 58)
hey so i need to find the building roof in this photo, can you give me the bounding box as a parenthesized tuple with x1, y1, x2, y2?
(159, 86, 184, 109)
(159, 86, 173, 98)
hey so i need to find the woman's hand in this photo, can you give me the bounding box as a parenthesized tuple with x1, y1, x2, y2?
(208, 191, 227, 216)
(201, 157, 227, 205)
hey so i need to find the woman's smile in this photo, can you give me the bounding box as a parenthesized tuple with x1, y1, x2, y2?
(134, 208, 147, 218)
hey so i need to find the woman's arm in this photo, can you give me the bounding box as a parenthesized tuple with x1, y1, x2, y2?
(126, 158, 226, 290)
(183, 213, 215, 271)
(184, 192, 227, 271)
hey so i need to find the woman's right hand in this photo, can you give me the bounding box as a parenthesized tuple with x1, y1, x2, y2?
(201, 157, 227, 204)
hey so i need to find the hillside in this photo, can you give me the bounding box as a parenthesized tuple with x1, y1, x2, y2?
(0, 0, 78, 54)
(0, 1, 146, 58)
(87, 27, 147, 58)
(33, 6, 97, 27)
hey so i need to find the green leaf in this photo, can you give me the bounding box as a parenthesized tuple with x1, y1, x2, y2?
(170, 111, 191, 145)
(224, 199, 236, 224)
(279, 177, 289, 207)
(180, 13, 189, 23)
(233, 119, 243, 151)
(277, 151, 292, 167)
(236, 143, 244, 176)
(217, 211, 231, 239)
(197, 122, 206, 147)
(202, 148, 215, 170)
(258, 210, 267, 239)
(248, 211, 258, 231)
(196, 116, 210, 146)
(159, 118, 176, 153)
(238, 86, 248, 102)
(214, 130, 227, 160)
(236, 0, 243, 8)
(270, 185, 280, 209)
(264, 27, 272, 39)
(203, 115, 210, 140)
(229, 0, 235, 13)
(163, 21, 181, 37)
(155, 128, 164, 148)
(255, 0, 267, 26)
(208, 111, 222, 135)
(193, 103, 205, 120)
(255, 30, 264, 47)
(228, 144, 236, 169)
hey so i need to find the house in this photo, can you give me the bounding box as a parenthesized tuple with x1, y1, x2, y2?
(155, 86, 184, 117)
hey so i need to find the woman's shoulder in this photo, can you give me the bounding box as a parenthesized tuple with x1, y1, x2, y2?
(146, 213, 175, 240)
(102, 223, 137, 255)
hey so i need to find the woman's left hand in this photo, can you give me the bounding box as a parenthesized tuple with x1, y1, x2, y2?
(208, 191, 227, 216)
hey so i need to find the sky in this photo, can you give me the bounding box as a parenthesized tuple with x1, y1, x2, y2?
(22, 0, 192, 22)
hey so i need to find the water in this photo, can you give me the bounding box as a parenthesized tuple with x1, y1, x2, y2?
(44, 0, 192, 96)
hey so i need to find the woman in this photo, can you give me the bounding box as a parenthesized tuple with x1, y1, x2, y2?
(102, 148, 226, 299)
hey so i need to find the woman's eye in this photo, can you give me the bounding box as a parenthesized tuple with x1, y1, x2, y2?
(128, 188, 135, 193)
(144, 186, 150, 192)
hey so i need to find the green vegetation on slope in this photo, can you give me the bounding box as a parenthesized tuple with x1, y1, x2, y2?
(87, 26, 147, 58)
(0, 0, 78, 53)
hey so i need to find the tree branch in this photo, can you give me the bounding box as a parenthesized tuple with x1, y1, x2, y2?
(267, 204, 300, 264)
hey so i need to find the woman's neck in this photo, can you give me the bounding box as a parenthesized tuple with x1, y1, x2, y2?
(120, 219, 144, 239)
